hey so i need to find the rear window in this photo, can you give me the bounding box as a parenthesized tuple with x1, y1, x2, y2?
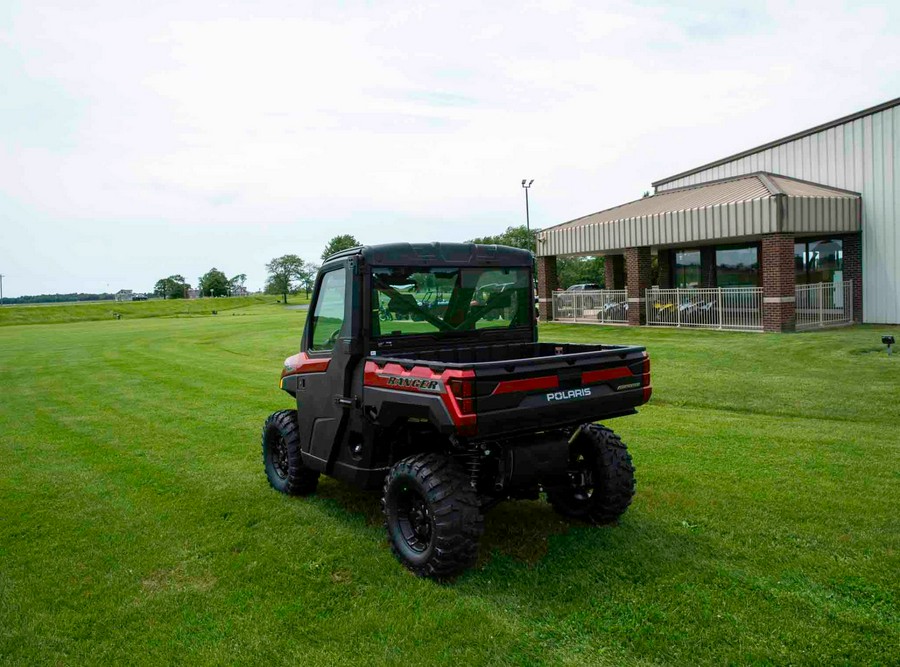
(372, 266, 531, 338)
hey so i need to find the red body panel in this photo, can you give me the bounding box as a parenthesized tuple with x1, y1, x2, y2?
(282, 352, 330, 377)
(491, 375, 559, 395)
(364, 361, 477, 435)
(580, 367, 632, 384)
(641, 352, 652, 402)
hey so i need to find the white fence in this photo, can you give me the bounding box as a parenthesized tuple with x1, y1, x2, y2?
(795, 280, 853, 330)
(552, 290, 628, 324)
(646, 287, 764, 331)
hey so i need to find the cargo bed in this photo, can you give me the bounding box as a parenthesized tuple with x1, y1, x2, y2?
(370, 341, 651, 438)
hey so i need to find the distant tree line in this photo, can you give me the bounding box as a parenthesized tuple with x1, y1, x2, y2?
(9, 230, 608, 308)
(1, 292, 116, 305)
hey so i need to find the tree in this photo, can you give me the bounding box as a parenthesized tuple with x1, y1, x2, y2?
(153, 275, 189, 299)
(468, 225, 536, 253)
(199, 268, 230, 297)
(229, 273, 247, 295)
(265, 255, 306, 303)
(321, 234, 360, 261)
(299, 262, 319, 298)
(558, 256, 605, 289)
(468, 225, 605, 289)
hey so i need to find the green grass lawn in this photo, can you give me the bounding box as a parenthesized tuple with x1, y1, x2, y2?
(0, 306, 897, 665)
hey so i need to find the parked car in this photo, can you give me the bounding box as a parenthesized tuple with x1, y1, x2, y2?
(566, 283, 601, 308)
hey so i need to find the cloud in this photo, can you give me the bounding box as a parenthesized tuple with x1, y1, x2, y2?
(1, 0, 899, 295)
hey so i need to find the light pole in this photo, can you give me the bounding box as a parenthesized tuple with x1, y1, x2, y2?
(521, 179, 534, 230)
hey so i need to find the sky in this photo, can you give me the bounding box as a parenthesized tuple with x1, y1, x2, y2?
(1, 0, 899, 297)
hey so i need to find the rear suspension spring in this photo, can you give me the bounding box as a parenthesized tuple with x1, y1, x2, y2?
(465, 452, 481, 489)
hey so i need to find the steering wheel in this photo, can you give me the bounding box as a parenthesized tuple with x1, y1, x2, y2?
(325, 328, 342, 348)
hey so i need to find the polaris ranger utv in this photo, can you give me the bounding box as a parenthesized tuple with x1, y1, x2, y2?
(262, 243, 651, 579)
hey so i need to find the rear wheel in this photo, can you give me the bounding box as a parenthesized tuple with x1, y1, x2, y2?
(547, 424, 635, 523)
(382, 453, 483, 580)
(261, 410, 319, 496)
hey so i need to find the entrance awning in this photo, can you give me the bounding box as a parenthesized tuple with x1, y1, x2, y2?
(537, 172, 860, 257)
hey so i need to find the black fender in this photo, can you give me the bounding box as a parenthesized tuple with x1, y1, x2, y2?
(363, 386, 458, 435)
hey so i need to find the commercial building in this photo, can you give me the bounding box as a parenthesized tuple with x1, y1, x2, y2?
(536, 97, 900, 331)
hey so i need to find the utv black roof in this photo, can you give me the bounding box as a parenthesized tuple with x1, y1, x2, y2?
(323, 242, 533, 268)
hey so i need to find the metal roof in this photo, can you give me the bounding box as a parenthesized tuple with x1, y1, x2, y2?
(536, 173, 860, 257)
(652, 96, 900, 188)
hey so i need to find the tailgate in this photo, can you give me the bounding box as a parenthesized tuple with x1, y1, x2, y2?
(471, 345, 650, 438)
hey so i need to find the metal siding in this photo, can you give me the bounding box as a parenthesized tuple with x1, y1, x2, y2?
(654, 106, 899, 322)
(540, 195, 856, 256)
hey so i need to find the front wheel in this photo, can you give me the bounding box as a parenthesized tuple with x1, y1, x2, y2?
(261, 410, 319, 496)
(547, 424, 635, 523)
(382, 453, 483, 580)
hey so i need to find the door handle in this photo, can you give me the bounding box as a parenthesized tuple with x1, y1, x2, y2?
(334, 395, 357, 408)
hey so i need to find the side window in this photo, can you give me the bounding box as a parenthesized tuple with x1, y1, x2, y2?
(308, 269, 347, 352)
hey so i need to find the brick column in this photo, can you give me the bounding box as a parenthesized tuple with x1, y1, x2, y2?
(625, 246, 652, 325)
(536, 255, 558, 321)
(657, 249, 673, 289)
(700, 246, 717, 288)
(842, 233, 863, 322)
(761, 233, 796, 333)
(605, 254, 625, 289)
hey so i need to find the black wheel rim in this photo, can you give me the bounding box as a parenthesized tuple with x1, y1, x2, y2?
(395, 486, 434, 553)
(271, 433, 289, 479)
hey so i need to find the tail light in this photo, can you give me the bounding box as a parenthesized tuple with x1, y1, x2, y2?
(641, 352, 652, 402)
(447, 377, 476, 415)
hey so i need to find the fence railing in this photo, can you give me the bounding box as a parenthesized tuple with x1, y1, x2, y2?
(795, 280, 853, 330)
(646, 287, 764, 331)
(552, 290, 628, 324)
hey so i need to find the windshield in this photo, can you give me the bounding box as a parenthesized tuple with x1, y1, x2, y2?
(372, 266, 532, 337)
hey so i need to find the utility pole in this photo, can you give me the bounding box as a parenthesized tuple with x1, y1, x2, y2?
(521, 179, 534, 230)
(0, 274, 4, 306)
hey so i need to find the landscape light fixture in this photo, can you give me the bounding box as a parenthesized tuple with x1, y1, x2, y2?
(882, 335, 895, 355)
(521, 179, 534, 231)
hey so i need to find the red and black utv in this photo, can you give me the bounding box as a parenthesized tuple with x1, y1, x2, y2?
(262, 242, 651, 579)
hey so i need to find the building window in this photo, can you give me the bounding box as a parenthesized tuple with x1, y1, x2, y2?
(795, 238, 843, 285)
(674, 250, 700, 288)
(716, 244, 759, 287)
